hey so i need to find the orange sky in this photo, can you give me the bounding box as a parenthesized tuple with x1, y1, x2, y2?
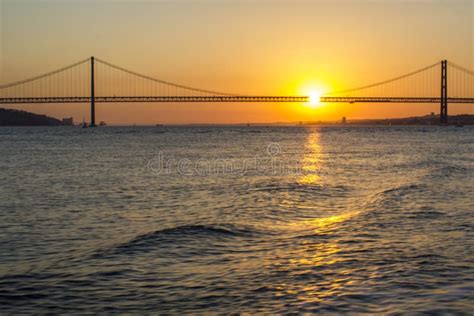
(1, 0, 473, 124)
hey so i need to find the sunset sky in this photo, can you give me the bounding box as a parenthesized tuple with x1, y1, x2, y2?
(1, 0, 473, 124)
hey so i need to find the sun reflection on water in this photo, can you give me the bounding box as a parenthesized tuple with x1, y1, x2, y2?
(273, 209, 361, 305)
(278, 143, 364, 307)
(301, 211, 360, 230)
(298, 130, 323, 185)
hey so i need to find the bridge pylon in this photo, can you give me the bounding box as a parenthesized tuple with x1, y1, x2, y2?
(90, 56, 96, 127)
(440, 59, 448, 124)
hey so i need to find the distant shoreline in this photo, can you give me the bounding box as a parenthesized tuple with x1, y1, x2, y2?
(1, 108, 473, 126)
(0, 108, 62, 126)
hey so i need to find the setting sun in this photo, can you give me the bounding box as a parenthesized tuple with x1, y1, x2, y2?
(308, 90, 323, 107)
(296, 81, 331, 111)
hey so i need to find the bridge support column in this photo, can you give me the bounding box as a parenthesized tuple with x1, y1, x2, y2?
(90, 56, 96, 127)
(440, 60, 448, 124)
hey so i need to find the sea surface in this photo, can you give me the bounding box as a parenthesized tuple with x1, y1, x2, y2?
(0, 125, 473, 313)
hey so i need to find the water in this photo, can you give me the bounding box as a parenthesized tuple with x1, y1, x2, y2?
(0, 125, 473, 313)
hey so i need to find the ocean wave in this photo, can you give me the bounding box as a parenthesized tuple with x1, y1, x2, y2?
(407, 209, 445, 219)
(360, 183, 427, 220)
(97, 224, 259, 257)
(379, 183, 424, 196)
(134, 224, 253, 239)
(366, 183, 426, 207)
(251, 182, 351, 195)
(236, 130, 262, 134)
(428, 164, 470, 177)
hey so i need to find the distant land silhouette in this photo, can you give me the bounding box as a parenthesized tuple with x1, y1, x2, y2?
(0, 108, 473, 126)
(0, 108, 62, 126)
(302, 114, 474, 126)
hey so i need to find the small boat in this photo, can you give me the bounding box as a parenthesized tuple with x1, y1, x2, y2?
(82, 117, 88, 128)
(455, 120, 464, 128)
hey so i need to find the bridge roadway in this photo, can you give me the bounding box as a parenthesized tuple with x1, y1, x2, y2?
(319, 97, 474, 104)
(2, 96, 473, 104)
(0, 96, 309, 104)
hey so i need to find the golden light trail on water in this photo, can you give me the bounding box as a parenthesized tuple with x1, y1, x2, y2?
(268, 130, 365, 304)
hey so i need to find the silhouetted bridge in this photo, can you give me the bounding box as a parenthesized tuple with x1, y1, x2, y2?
(1, 57, 473, 125)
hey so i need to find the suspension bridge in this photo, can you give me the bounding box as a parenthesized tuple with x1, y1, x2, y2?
(0, 57, 473, 126)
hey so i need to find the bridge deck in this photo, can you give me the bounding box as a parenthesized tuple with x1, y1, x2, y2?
(1, 96, 473, 104)
(320, 97, 474, 103)
(0, 96, 309, 103)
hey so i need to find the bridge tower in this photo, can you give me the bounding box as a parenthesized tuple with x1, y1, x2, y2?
(440, 60, 448, 124)
(90, 56, 96, 127)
